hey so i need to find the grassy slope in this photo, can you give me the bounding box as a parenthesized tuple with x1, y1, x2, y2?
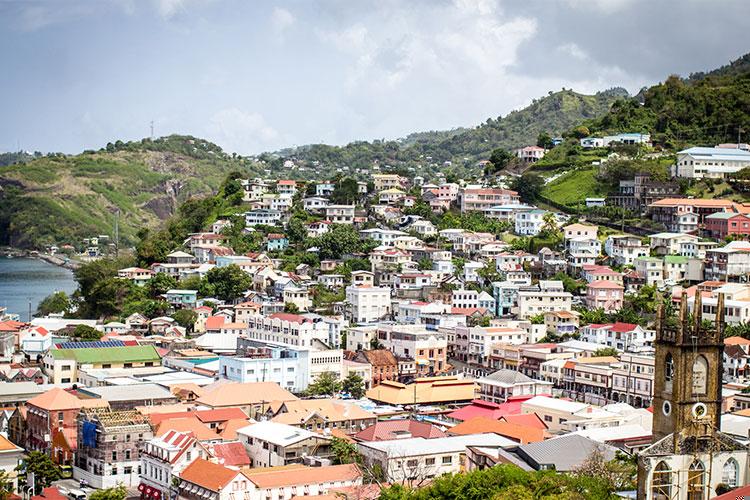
(0, 137, 253, 248)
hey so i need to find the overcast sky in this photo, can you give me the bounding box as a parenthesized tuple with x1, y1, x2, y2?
(1, 0, 749, 155)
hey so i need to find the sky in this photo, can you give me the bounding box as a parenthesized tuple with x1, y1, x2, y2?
(1, 0, 749, 155)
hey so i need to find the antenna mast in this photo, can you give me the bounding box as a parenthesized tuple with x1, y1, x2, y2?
(150, 120, 154, 140)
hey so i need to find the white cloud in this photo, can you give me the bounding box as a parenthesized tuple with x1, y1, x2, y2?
(206, 108, 280, 154)
(559, 42, 588, 60)
(155, 0, 185, 19)
(565, 0, 638, 14)
(271, 7, 295, 34)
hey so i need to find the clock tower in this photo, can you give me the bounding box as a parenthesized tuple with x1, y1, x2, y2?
(637, 291, 749, 500)
(651, 291, 723, 444)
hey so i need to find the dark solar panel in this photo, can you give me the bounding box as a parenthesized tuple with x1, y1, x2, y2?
(56, 340, 126, 349)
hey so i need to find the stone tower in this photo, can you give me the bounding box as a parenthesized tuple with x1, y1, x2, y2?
(651, 291, 724, 445)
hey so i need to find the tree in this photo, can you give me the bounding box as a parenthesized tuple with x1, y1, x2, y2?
(593, 347, 619, 357)
(22, 451, 61, 494)
(417, 257, 432, 271)
(573, 449, 636, 492)
(147, 273, 178, 298)
(369, 337, 382, 350)
(88, 485, 127, 500)
(342, 372, 365, 399)
(540, 212, 560, 237)
(311, 225, 367, 261)
(329, 178, 359, 205)
(486, 148, 513, 175)
(172, 309, 198, 332)
(204, 265, 252, 302)
(36, 291, 71, 317)
(284, 302, 300, 314)
(0, 470, 11, 500)
(537, 131, 554, 149)
(72, 324, 103, 341)
(509, 172, 545, 203)
(529, 314, 545, 325)
(330, 437, 360, 465)
(571, 125, 591, 139)
(306, 371, 341, 396)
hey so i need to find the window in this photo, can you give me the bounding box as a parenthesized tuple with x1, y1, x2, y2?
(441, 456, 452, 465)
(544, 415, 552, 422)
(425, 458, 435, 466)
(692, 355, 708, 395)
(57, 411, 64, 422)
(651, 461, 672, 500)
(407, 460, 418, 468)
(687, 460, 705, 500)
(722, 458, 739, 487)
(664, 353, 673, 393)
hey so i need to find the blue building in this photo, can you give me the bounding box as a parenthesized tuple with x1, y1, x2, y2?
(266, 233, 289, 252)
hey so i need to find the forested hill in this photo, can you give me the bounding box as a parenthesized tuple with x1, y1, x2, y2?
(270, 88, 629, 171)
(0, 136, 261, 249)
(584, 62, 750, 149)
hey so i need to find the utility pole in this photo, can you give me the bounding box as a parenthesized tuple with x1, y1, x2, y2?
(114, 209, 120, 258)
(150, 120, 154, 140)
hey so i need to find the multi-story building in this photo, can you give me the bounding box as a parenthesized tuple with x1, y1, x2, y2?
(605, 235, 649, 266)
(25, 388, 82, 462)
(634, 257, 664, 287)
(237, 421, 332, 467)
(325, 205, 355, 224)
(244, 208, 283, 227)
(372, 174, 404, 192)
(516, 145, 546, 162)
(244, 312, 330, 348)
(585, 281, 624, 312)
(357, 434, 514, 483)
(376, 324, 448, 376)
(566, 238, 601, 273)
(515, 209, 548, 236)
(74, 409, 153, 488)
(608, 173, 681, 211)
(610, 353, 654, 408)
(354, 349, 398, 385)
(43, 346, 162, 385)
(672, 146, 750, 179)
(647, 198, 736, 233)
(704, 245, 750, 282)
(516, 281, 572, 319)
(579, 323, 653, 351)
(687, 283, 750, 325)
(704, 212, 750, 240)
(345, 285, 391, 324)
(220, 343, 343, 393)
(459, 188, 520, 215)
(649, 232, 699, 256)
(477, 369, 553, 404)
(454, 325, 529, 365)
(140, 430, 205, 500)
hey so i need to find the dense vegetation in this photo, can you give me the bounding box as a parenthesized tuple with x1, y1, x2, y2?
(0, 136, 262, 249)
(274, 88, 627, 175)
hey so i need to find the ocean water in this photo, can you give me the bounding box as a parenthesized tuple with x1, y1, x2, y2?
(0, 258, 77, 322)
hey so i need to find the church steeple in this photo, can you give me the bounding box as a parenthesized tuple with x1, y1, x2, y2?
(651, 291, 724, 445)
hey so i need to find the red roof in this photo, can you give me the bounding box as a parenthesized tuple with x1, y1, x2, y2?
(586, 322, 638, 333)
(451, 307, 489, 316)
(205, 316, 226, 330)
(354, 419, 446, 441)
(207, 441, 251, 467)
(150, 408, 248, 425)
(31, 488, 67, 500)
(715, 484, 750, 500)
(268, 312, 310, 324)
(277, 180, 296, 185)
(446, 399, 515, 422)
(588, 280, 624, 289)
(500, 413, 548, 430)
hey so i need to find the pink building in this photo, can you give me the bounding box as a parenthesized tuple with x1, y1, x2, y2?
(459, 188, 520, 214)
(516, 146, 546, 162)
(585, 280, 624, 312)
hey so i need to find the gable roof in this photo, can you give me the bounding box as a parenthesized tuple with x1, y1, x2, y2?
(243, 464, 361, 488)
(27, 388, 82, 411)
(205, 441, 251, 467)
(196, 382, 297, 408)
(448, 416, 546, 444)
(516, 434, 618, 472)
(272, 400, 375, 426)
(156, 417, 220, 441)
(353, 419, 446, 442)
(180, 458, 241, 492)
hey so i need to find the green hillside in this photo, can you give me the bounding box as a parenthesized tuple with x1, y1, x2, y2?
(272, 88, 628, 174)
(0, 136, 258, 249)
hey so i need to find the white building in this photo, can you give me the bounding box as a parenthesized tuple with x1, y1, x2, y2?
(605, 235, 648, 266)
(244, 312, 330, 348)
(325, 205, 355, 224)
(517, 281, 572, 319)
(672, 146, 750, 179)
(579, 323, 654, 351)
(140, 430, 205, 500)
(345, 285, 391, 324)
(357, 434, 515, 483)
(237, 421, 332, 468)
(245, 209, 282, 227)
(477, 369, 553, 404)
(515, 209, 548, 236)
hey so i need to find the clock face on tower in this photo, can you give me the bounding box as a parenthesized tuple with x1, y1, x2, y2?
(692, 402, 708, 419)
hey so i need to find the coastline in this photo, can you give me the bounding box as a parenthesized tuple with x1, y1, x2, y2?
(0, 247, 82, 271)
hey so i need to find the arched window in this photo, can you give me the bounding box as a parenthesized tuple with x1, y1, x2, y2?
(722, 458, 739, 488)
(664, 353, 674, 392)
(687, 460, 705, 500)
(651, 461, 672, 500)
(692, 355, 708, 395)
